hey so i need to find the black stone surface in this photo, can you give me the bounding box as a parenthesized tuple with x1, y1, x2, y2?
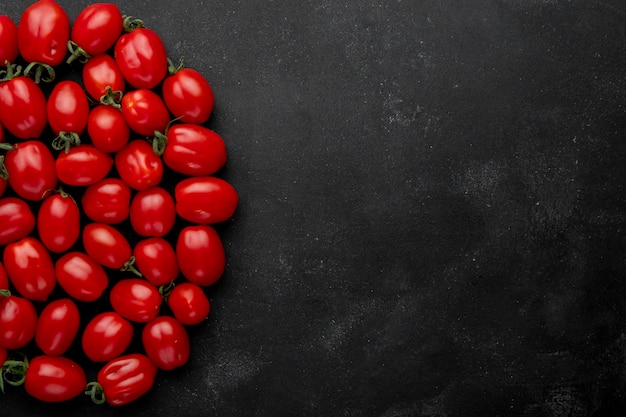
(1, 0, 625, 416)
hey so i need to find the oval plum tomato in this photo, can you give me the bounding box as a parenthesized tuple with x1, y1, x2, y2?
(82, 54, 125, 102)
(176, 225, 226, 287)
(121, 89, 170, 137)
(0, 197, 35, 245)
(109, 278, 161, 323)
(56, 144, 113, 186)
(0, 293, 37, 350)
(0, 15, 18, 66)
(82, 178, 131, 224)
(162, 63, 214, 124)
(55, 251, 108, 302)
(3, 237, 55, 301)
(82, 312, 133, 362)
(168, 282, 210, 326)
(133, 237, 179, 286)
(37, 191, 80, 253)
(130, 187, 176, 237)
(115, 139, 163, 191)
(35, 298, 80, 356)
(82, 223, 136, 271)
(47, 80, 89, 151)
(17, 0, 70, 66)
(90, 353, 157, 406)
(87, 105, 130, 153)
(69, 3, 123, 60)
(114, 22, 167, 89)
(4, 140, 57, 201)
(142, 316, 190, 371)
(0, 67, 48, 140)
(162, 124, 227, 176)
(25, 356, 86, 403)
(175, 176, 239, 224)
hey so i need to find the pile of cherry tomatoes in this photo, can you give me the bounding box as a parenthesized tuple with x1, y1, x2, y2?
(0, 0, 238, 406)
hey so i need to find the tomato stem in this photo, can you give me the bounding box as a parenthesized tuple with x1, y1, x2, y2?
(167, 57, 185, 75)
(121, 256, 143, 277)
(0, 289, 10, 298)
(0, 61, 22, 82)
(1, 353, 28, 392)
(152, 131, 168, 156)
(85, 381, 106, 405)
(23, 62, 55, 84)
(122, 15, 144, 32)
(158, 281, 176, 300)
(52, 132, 81, 153)
(66, 40, 92, 65)
(0, 156, 9, 181)
(99, 86, 123, 108)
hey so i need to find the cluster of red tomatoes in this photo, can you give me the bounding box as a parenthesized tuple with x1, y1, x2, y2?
(0, 0, 238, 406)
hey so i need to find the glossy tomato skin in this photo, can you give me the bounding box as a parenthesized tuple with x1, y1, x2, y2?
(82, 311, 133, 362)
(71, 3, 123, 56)
(25, 356, 87, 403)
(114, 27, 167, 89)
(82, 223, 132, 269)
(82, 54, 125, 101)
(115, 139, 163, 191)
(0, 197, 35, 245)
(55, 251, 108, 302)
(87, 105, 130, 153)
(121, 89, 170, 137)
(0, 76, 48, 140)
(56, 144, 113, 186)
(4, 141, 57, 201)
(0, 16, 18, 66)
(37, 192, 80, 253)
(97, 353, 157, 406)
(110, 278, 161, 323)
(168, 282, 210, 326)
(176, 225, 226, 287)
(133, 237, 179, 286)
(130, 186, 176, 237)
(142, 316, 190, 371)
(35, 298, 80, 356)
(4, 237, 55, 301)
(17, 0, 70, 66)
(82, 178, 131, 224)
(162, 67, 214, 124)
(0, 294, 37, 350)
(163, 124, 227, 176)
(47, 80, 89, 136)
(175, 176, 239, 224)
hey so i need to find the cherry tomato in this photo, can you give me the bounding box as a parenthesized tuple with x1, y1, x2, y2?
(110, 278, 162, 323)
(35, 298, 80, 356)
(0, 262, 8, 290)
(168, 282, 210, 326)
(114, 24, 167, 89)
(82, 311, 133, 362)
(56, 144, 113, 186)
(25, 356, 86, 403)
(82, 178, 131, 224)
(47, 80, 90, 143)
(175, 176, 239, 224)
(55, 251, 108, 302)
(82, 54, 125, 102)
(0, 293, 37, 350)
(0, 15, 18, 66)
(0, 197, 35, 245)
(115, 139, 163, 191)
(121, 89, 170, 137)
(70, 3, 123, 58)
(87, 105, 130, 153)
(162, 64, 214, 124)
(37, 192, 80, 253)
(176, 225, 226, 287)
(142, 316, 190, 371)
(17, 0, 70, 66)
(133, 237, 178, 286)
(92, 353, 157, 406)
(0, 69, 48, 140)
(130, 186, 176, 237)
(162, 124, 227, 176)
(82, 223, 133, 270)
(3, 237, 55, 301)
(4, 140, 57, 201)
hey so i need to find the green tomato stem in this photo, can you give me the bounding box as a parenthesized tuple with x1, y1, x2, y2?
(85, 381, 106, 405)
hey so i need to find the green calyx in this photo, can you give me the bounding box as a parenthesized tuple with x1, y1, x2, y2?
(1, 353, 28, 394)
(52, 132, 81, 153)
(122, 15, 144, 32)
(23, 62, 55, 84)
(85, 382, 106, 405)
(66, 40, 92, 65)
(99, 86, 123, 108)
(121, 256, 142, 277)
(0, 61, 22, 82)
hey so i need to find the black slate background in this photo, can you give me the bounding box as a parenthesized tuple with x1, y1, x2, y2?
(1, 0, 626, 416)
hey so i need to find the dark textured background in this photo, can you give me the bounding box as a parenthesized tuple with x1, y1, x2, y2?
(1, 0, 626, 416)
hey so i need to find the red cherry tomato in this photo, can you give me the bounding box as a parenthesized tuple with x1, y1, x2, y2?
(114, 25, 167, 89)
(35, 298, 80, 356)
(168, 282, 211, 326)
(56, 144, 113, 186)
(37, 192, 80, 253)
(17, 0, 70, 66)
(162, 124, 227, 176)
(0, 15, 18, 66)
(70, 3, 123, 57)
(87, 105, 130, 153)
(115, 139, 163, 191)
(142, 316, 190, 371)
(55, 251, 108, 302)
(82, 223, 133, 270)
(0, 197, 35, 245)
(130, 186, 176, 237)
(82, 311, 133, 362)
(4, 140, 57, 201)
(109, 278, 162, 323)
(176, 225, 226, 287)
(47, 80, 90, 146)
(175, 176, 239, 224)
(0, 70, 48, 140)
(121, 89, 170, 137)
(3, 237, 55, 301)
(0, 293, 37, 350)
(82, 178, 131, 224)
(133, 237, 179, 286)
(92, 353, 157, 406)
(162, 65, 214, 124)
(82, 54, 125, 102)
(25, 356, 86, 403)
